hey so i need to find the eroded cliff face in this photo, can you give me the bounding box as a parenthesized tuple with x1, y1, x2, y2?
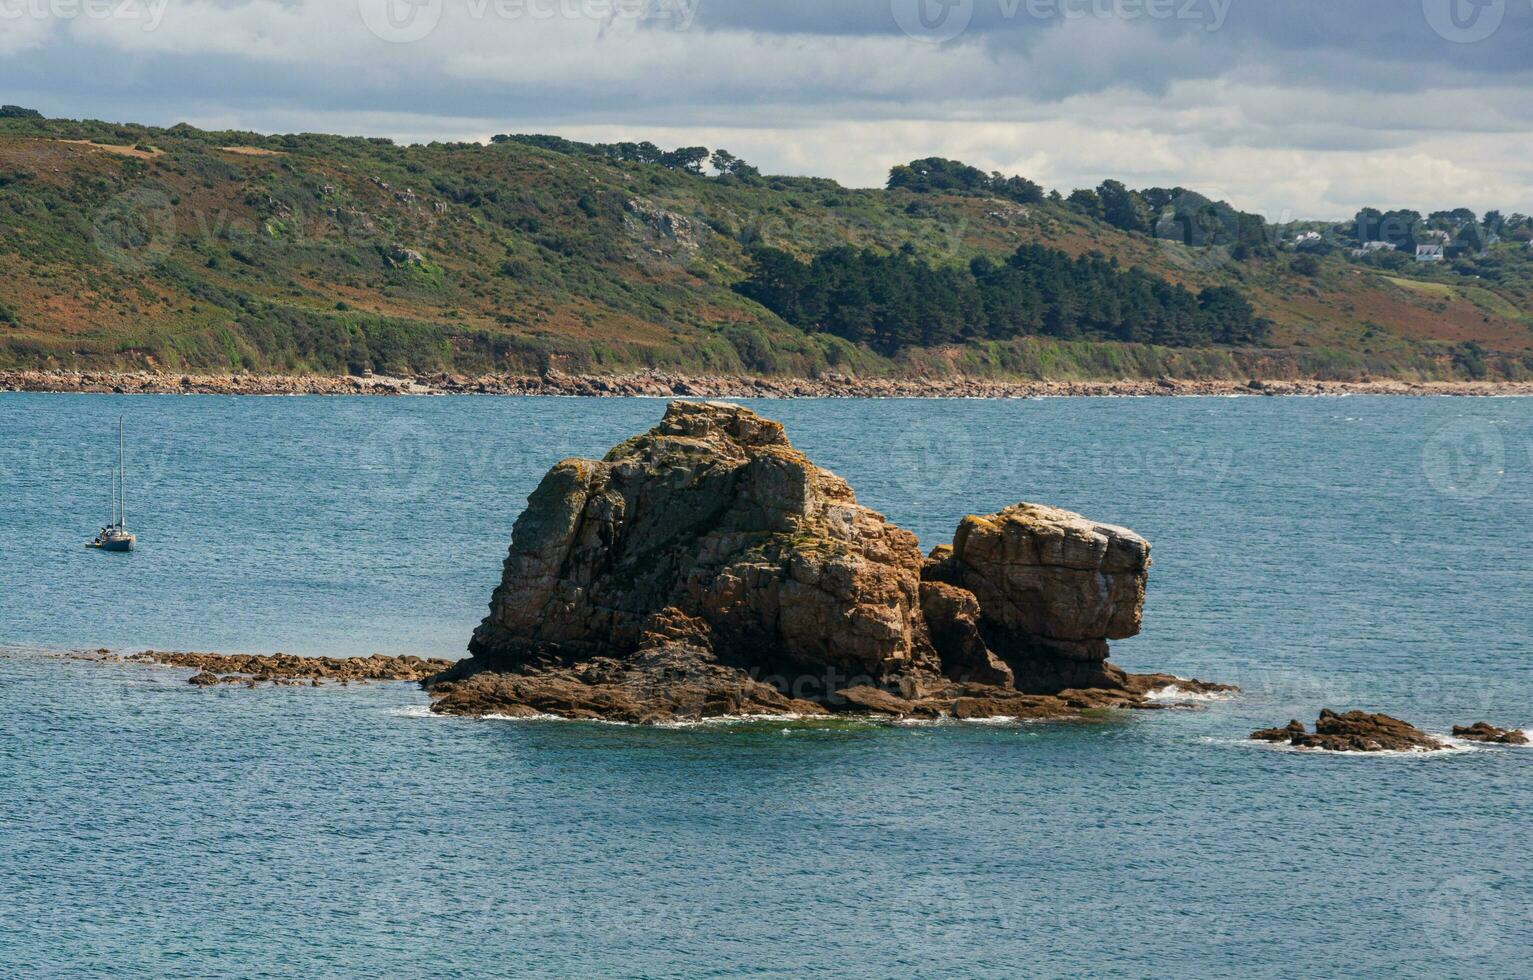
(429, 401, 1224, 722)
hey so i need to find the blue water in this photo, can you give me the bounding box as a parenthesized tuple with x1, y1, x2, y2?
(1, 393, 1530, 978)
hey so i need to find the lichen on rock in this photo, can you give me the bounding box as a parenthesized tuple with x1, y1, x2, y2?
(428, 401, 1228, 723)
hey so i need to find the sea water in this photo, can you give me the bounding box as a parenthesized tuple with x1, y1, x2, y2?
(1, 394, 1529, 977)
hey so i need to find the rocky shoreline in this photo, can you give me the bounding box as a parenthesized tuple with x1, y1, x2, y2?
(4, 369, 1531, 399)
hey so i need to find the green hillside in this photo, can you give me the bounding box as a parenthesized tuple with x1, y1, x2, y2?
(1, 112, 1531, 381)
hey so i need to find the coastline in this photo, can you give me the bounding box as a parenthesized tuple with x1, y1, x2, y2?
(3, 369, 1532, 399)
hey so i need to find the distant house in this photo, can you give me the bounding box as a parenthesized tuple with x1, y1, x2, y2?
(1294, 231, 1323, 246)
(1416, 244, 1445, 263)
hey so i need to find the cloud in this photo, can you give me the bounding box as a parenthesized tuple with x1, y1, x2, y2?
(2, 0, 1532, 217)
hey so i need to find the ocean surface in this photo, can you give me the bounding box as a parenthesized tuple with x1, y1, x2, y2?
(1, 393, 1530, 978)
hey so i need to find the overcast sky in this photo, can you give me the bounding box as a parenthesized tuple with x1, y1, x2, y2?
(3, 0, 1531, 219)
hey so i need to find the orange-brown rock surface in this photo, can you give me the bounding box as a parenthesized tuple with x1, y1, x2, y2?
(1252, 710, 1449, 752)
(124, 650, 454, 686)
(426, 401, 1229, 722)
(1452, 722, 1530, 745)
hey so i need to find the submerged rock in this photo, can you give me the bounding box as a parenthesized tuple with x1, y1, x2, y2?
(134, 650, 454, 686)
(429, 401, 1228, 723)
(1251, 710, 1449, 753)
(1452, 722, 1530, 745)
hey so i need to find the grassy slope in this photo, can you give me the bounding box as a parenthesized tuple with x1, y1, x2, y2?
(1, 116, 1530, 380)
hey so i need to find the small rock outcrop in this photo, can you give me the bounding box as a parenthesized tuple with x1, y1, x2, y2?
(123, 651, 455, 686)
(1452, 722, 1530, 745)
(1251, 710, 1448, 753)
(428, 401, 1227, 723)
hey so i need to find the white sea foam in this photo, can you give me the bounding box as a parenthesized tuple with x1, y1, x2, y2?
(1142, 684, 1238, 704)
(1209, 735, 1481, 758)
(388, 704, 437, 719)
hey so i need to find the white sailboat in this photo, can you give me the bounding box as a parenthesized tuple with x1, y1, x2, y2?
(88, 417, 136, 552)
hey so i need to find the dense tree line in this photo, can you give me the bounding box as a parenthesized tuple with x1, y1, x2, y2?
(1069, 181, 1273, 257)
(887, 158, 1045, 205)
(494, 134, 759, 177)
(736, 243, 1269, 354)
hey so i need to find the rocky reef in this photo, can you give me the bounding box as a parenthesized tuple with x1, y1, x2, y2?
(426, 401, 1229, 723)
(1252, 710, 1449, 753)
(116, 650, 455, 687)
(1452, 722, 1530, 745)
(1253, 711, 1532, 753)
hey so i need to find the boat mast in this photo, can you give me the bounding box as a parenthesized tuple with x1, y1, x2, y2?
(118, 416, 125, 530)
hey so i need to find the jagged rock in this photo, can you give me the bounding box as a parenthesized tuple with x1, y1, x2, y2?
(188, 671, 220, 687)
(384, 244, 425, 266)
(1452, 722, 1530, 745)
(836, 686, 915, 716)
(430, 401, 1222, 723)
(919, 580, 1014, 687)
(624, 198, 704, 252)
(467, 400, 935, 678)
(1251, 720, 1306, 743)
(925, 502, 1149, 691)
(1251, 710, 1449, 753)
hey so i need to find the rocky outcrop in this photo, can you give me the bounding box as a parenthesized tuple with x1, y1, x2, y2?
(1452, 722, 1530, 745)
(922, 503, 1149, 691)
(1251, 710, 1449, 753)
(427, 401, 1228, 723)
(115, 650, 456, 686)
(1251, 720, 1307, 743)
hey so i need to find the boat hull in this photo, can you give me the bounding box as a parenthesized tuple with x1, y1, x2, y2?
(89, 536, 135, 552)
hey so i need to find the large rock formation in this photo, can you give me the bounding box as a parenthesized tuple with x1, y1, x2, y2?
(427, 401, 1226, 722)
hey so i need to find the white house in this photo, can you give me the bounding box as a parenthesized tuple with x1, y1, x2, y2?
(1416, 244, 1445, 263)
